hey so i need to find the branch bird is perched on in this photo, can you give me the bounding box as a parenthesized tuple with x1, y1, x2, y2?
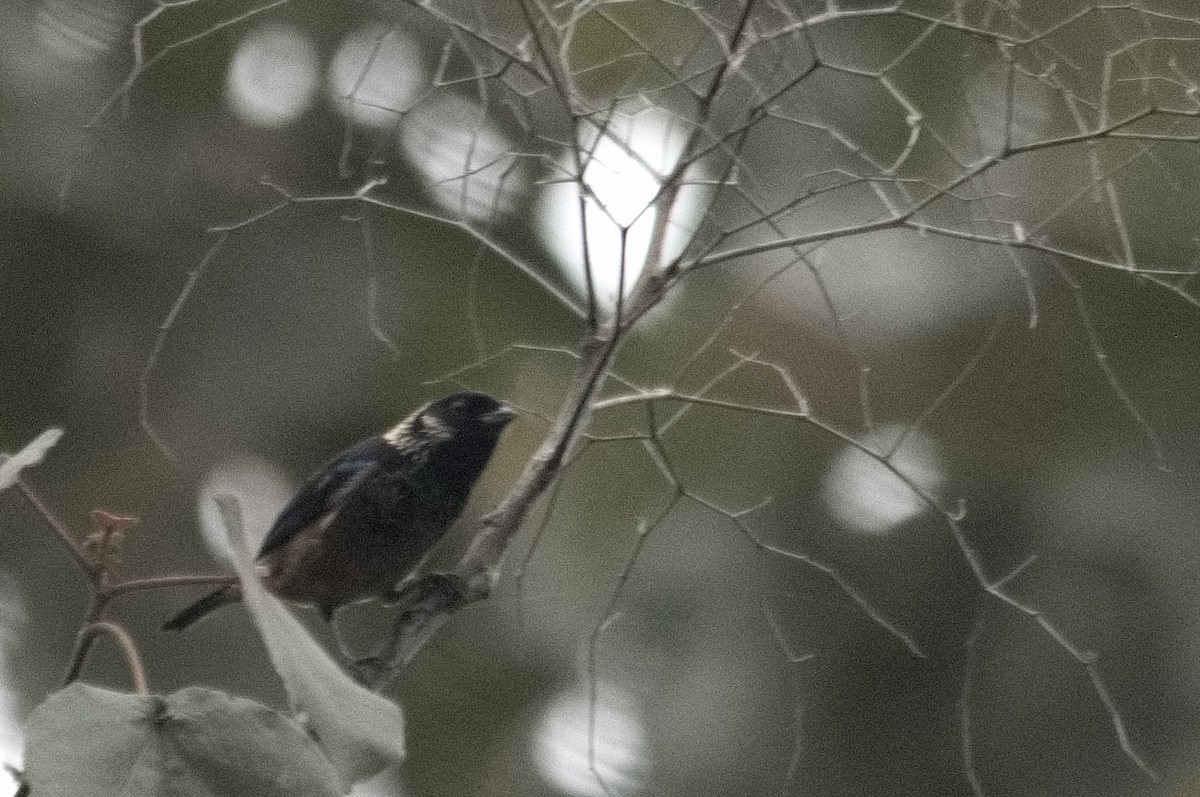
(163, 391, 516, 631)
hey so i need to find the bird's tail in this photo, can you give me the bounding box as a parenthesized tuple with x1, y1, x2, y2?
(162, 583, 240, 631)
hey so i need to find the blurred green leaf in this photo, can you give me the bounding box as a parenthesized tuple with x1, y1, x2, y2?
(24, 682, 343, 797)
(213, 493, 406, 789)
(0, 427, 63, 490)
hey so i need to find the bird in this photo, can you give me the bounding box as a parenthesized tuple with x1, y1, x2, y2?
(163, 391, 515, 631)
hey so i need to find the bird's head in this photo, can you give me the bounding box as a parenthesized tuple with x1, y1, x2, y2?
(384, 391, 515, 450)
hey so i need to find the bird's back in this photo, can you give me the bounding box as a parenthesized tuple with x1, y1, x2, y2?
(258, 439, 464, 618)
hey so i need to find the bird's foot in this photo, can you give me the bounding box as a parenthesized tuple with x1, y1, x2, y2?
(382, 572, 467, 608)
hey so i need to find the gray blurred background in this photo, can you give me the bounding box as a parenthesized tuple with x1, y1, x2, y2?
(3, 1, 1200, 795)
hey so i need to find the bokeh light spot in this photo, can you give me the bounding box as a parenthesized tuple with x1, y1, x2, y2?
(533, 684, 647, 797)
(823, 425, 944, 535)
(398, 93, 525, 220)
(197, 456, 294, 560)
(328, 25, 424, 129)
(536, 105, 708, 315)
(226, 23, 319, 128)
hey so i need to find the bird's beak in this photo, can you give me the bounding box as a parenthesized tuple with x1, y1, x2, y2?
(482, 404, 517, 426)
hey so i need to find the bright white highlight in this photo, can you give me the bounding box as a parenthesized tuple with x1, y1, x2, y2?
(823, 425, 944, 535)
(0, 428, 63, 491)
(197, 456, 294, 560)
(537, 105, 707, 314)
(328, 25, 424, 129)
(533, 684, 646, 797)
(226, 24, 319, 128)
(399, 94, 525, 220)
(0, 578, 25, 781)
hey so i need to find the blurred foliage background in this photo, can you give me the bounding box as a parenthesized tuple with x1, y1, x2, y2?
(3, 1, 1200, 795)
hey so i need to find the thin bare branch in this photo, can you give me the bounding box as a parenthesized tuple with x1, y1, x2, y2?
(63, 621, 149, 695)
(16, 480, 92, 578)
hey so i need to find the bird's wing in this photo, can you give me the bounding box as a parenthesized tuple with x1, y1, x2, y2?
(256, 444, 382, 559)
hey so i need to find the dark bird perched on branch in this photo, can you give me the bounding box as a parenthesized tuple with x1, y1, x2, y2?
(163, 391, 515, 631)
